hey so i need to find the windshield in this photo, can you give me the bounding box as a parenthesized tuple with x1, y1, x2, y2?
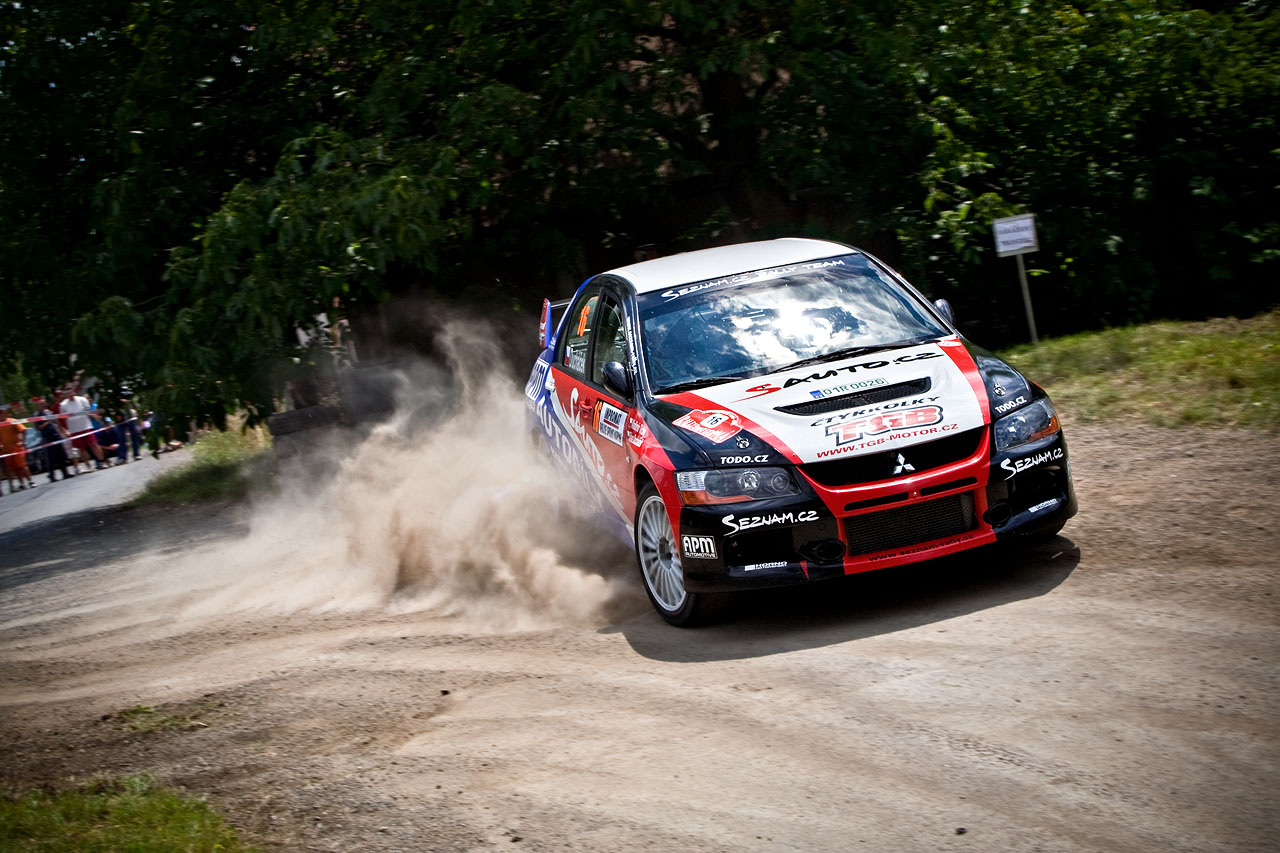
(637, 253, 948, 394)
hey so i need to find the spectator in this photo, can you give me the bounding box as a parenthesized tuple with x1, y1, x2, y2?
(0, 415, 36, 494)
(116, 406, 143, 462)
(145, 410, 165, 459)
(58, 390, 106, 471)
(39, 409, 73, 482)
(98, 417, 122, 462)
(23, 421, 44, 475)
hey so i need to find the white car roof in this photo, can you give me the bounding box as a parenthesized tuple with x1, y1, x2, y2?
(602, 238, 856, 294)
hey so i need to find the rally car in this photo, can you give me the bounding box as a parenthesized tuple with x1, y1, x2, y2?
(525, 238, 1077, 625)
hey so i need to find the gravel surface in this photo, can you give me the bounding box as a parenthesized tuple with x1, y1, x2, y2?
(0, 424, 1276, 852)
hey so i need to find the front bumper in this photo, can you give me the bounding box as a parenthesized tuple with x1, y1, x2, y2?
(678, 430, 1076, 593)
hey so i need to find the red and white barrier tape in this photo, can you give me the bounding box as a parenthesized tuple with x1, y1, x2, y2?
(0, 418, 140, 461)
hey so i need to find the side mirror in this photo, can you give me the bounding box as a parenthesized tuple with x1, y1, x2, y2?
(933, 298, 955, 326)
(602, 361, 633, 399)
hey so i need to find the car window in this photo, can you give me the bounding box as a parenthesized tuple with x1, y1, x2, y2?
(559, 290, 599, 376)
(636, 253, 947, 393)
(590, 297, 629, 388)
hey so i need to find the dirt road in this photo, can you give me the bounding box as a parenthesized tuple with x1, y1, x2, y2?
(1, 422, 1276, 852)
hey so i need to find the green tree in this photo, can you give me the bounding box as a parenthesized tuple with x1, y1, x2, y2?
(2, 0, 1275, 426)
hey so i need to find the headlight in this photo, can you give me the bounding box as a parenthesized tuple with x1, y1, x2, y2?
(993, 397, 1060, 452)
(675, 467, 801, 506)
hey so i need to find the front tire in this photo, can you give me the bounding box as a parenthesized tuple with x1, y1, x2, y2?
(634, 483, 723, 627)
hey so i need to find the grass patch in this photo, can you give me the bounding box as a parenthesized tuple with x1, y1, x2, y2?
(102, 703, 215, 734)
(131, 419, 271, 505)
(0, 774, 258, 852)
(1001, 310, 1280, 429)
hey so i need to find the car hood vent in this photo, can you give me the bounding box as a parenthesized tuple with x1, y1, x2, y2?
(775, 377, 932, 417)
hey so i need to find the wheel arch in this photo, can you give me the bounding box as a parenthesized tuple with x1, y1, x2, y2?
(633, 462, 656, 498)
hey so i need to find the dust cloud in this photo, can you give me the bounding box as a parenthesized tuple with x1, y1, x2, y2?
(154, 317, 644, 631)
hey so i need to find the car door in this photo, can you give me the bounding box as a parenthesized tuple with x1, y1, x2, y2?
(548, 285, 637, 526)
(584, 289, 640, 518)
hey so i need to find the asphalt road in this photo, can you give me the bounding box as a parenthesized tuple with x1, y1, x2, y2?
(0, 449, 189, 536)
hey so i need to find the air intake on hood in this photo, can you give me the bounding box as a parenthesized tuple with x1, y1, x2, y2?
(775, 378, 932, 417)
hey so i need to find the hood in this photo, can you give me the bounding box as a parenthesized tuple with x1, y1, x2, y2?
(659, 338, 991, 465)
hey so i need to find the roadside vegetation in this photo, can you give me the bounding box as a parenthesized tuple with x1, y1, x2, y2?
(104, 703, 220, 734)
(5, 3, 1276, 429)
(130, 418, 271, 505)
(0, 774, 257, 853)
(1001, 310, 1280, 429)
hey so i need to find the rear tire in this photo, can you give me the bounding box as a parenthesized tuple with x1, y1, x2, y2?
(634, 482, 725, 627)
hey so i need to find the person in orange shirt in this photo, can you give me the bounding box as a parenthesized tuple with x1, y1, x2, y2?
(0, 415, 36, 494)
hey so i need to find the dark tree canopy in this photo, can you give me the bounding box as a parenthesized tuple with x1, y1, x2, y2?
(2, 0, 1276, 424)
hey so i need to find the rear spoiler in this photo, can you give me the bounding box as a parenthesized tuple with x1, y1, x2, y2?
(539, 298, 572, 349)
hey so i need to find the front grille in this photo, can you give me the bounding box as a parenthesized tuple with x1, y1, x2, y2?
(802, 427, 985, 487)
(843, 493, 976, 555)
(775, 378, 931, 417)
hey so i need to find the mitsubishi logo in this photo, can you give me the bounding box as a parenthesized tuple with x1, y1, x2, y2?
(892, 453, 915, 475)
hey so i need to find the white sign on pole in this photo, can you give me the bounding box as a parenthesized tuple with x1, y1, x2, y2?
(993, 212, 1041, 343)
(992, 213, 1039, 257)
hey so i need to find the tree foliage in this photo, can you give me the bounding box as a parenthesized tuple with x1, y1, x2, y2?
(1, 0, 1276, 423)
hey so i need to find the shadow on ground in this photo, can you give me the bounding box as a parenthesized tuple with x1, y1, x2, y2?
(612, 537, 1080, 662)
(0, 501, 249, 594)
